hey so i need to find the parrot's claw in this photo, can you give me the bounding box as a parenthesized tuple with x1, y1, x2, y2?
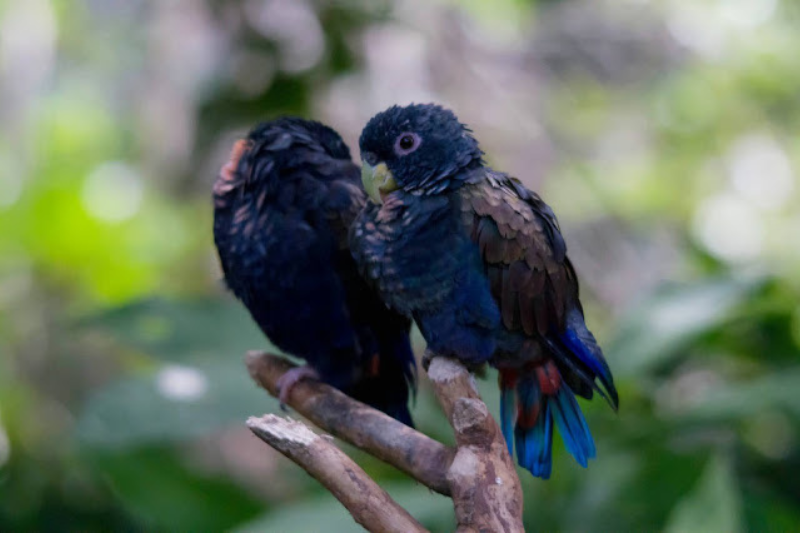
(276, 365, 320, 408)
(422, 349, 486, 376)
(422, 349, 438, 373)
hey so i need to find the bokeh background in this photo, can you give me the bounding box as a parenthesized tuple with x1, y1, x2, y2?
(2, 0, 800, 531)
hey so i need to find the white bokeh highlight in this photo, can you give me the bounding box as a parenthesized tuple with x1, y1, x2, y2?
(728, 133, 794, 211)
(717, 0, 777, 29)
(693, 191, 764, 262)
(82, 162, 144, 223)
(245, 0, 324, 73)
(155, 364, 209, 402)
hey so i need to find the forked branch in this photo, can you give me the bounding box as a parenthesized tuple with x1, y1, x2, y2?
(245, 352, 524, 532)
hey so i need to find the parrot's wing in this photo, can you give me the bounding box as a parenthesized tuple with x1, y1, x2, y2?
(461, 171, 573, 337)
(461, 171, 617, 407)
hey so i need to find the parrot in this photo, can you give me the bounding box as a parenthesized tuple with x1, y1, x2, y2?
(351, 103, 618, 477)
(213, 117, 416, 426)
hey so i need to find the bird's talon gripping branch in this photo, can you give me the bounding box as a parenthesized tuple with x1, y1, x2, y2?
(421, 349, 438, 372)
(246, 352, 454, 496)
(275, 365, 320, 407)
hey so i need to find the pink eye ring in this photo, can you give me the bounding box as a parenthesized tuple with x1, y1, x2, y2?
(394, 132, 421, 155)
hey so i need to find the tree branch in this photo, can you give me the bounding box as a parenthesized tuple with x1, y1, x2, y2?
(246, 351, 453, 495)
(427, 356, 524, 533)
(245, 351, 524, 532)
(247, 415, 428, 533)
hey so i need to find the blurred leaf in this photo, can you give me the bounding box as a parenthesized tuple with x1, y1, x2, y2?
(93, 447, 262, 532)
(75, 360, 276, 449)
(558, 451, 641, 531)
(77, 297, 276, 363)
(564, 445, 706, 532)
(743, 488, 800, 533)
(683, 369, 800, 422)
(665, 454, 743, 533)
(234, 492, 363, 533)
(610, 276, 765, 377)
(389, 484, 456, 532)
(235, 482, 454, 533)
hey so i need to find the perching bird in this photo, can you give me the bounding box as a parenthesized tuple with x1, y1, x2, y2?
(213, 117, 416, 426)
(352, 104, 618, 477)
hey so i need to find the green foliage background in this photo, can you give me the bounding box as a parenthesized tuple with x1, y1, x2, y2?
(1, 0, 799, 531)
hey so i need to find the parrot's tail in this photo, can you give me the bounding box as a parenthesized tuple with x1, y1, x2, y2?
(499, 361, 596, 479)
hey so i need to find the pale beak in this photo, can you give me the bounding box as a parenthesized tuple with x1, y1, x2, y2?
(361, 162, 398, 204)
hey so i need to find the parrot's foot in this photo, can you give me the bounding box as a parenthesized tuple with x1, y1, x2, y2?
(422, 349, 487, 376)
(421, 349, 438, 372)
(276, 365, 320, 408)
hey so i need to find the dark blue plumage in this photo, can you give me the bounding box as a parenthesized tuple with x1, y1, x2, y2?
(213, 117, 415, 425)
(352, 104, 618, 477)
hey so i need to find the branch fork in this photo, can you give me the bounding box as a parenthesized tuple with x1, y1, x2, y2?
(246, 351, 524, 532)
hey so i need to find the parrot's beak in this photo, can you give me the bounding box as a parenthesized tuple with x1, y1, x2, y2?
(361, 162, 398, 204)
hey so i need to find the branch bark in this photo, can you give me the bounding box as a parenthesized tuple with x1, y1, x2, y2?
(246, 351, 453, 495)
(427, 357, 524, 533)
(245, 351, 524, 532)
(247, 415, 427, 533)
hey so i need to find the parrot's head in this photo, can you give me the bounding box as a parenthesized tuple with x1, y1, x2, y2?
(213, 117, 355, 209)
(358, 104, 483, 203)
(257, 117, 353, 162)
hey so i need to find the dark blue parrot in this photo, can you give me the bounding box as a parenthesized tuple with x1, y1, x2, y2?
(213, 117, 416, 426)
(351, 104, 618, 477)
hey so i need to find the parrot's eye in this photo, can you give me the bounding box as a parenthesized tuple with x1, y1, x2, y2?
(394, 132, 421, 156)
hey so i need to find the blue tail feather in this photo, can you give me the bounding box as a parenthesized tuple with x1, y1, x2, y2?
(559, 308, 618, 409)
(561, 328, 610, 382)
(515, 401, 553, 479)
(551, 383, 596, 467)
(500, 365, 596, 479)
(500, 386, 516, 457)
(513, 376, 555, 479)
